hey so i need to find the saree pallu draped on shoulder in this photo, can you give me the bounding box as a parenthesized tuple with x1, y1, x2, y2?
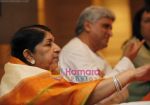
(0, 72, 100, 105)
(0, 57, 101, 105)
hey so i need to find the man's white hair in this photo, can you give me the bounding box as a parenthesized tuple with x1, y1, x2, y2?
(75, 6, 115, 35)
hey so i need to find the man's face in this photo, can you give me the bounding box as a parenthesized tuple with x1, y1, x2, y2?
(141, 11, 150, 41)
(87, 18, 113, 49)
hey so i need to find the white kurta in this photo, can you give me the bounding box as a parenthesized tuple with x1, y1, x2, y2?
(59, 37, 134, 83)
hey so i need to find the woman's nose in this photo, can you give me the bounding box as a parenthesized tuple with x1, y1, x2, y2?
(53, 43, 61, 53)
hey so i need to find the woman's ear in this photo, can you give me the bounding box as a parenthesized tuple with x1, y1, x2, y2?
(23, 49, 35, 65)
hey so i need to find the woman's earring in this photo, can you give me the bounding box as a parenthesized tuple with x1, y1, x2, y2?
(31, 59, 35, 65)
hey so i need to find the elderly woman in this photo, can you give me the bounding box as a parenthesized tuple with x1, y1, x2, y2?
(0, 25, 150, 105)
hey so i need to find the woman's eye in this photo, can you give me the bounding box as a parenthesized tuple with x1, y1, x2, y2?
(46, 43, 52, 46)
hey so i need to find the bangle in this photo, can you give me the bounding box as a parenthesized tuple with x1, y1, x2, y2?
(113, 76, 122, 92)
(116, 76, 123, 90)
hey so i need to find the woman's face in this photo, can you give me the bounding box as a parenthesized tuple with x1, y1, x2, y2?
(141, 11, 150, 41)
(33, 31, 60, 72)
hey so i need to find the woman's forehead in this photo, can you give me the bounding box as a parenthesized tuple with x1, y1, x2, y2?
(44, 31, 54, 41)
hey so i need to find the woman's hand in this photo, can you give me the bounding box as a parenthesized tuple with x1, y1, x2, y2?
(123, 39, 145, 61)
(86, 64, 150, 105)
(134, 65, 150, 81)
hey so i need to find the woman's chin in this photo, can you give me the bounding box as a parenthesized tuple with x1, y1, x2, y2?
(49, 63, 60, 74)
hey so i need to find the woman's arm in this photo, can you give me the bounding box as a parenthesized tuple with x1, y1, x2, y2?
(86, 65, 150, 105)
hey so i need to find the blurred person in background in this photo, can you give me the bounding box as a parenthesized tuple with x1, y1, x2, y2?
(123, 6, 150, 101)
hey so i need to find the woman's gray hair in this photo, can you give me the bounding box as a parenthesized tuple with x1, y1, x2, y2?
(75, 6, 115, 35)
